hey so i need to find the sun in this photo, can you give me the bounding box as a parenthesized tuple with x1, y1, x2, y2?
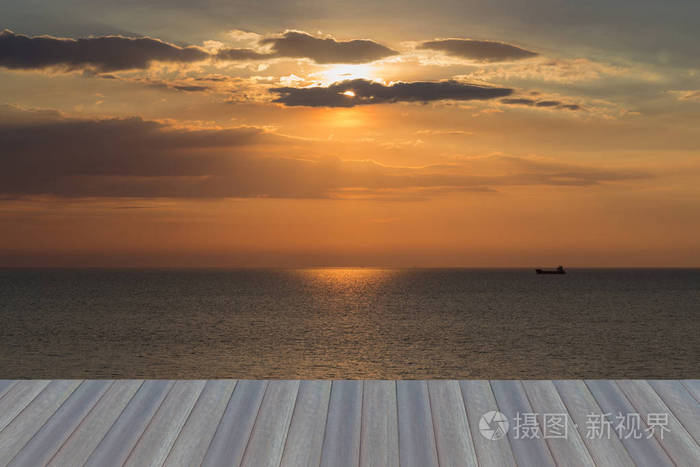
(343, 90, 356, 97)
(313, 64, 380, 85)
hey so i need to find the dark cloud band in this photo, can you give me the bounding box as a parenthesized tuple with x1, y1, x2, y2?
(501, 98, 581, 111)
(216, 31, 397, 64)
(419, 38, 538, 62)
(0, 107, 646, 199)
(215, 48, 270, 61)
(0, 30, 209, 71)
(0, 28, 396, 73)
(271, 79, 513, 107)
(259, 31, 397, 64)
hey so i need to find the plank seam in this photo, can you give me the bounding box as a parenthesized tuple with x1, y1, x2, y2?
(648, 380, 700, 445)
(0, 381, 18, 404)
(519, 380, 560, 466)
(319, 380, 334, 465)
(394, 381, 401, 467)
(44, 380, 117, 466)
(121, 380, 177, 467)
(162, 380, 209, 466)
(424, 381, 441, 465)
(198, 380, 241, 467)
(239, 380, 270, 466)
(454, 383, 477, 466)
(551, 381, 602, 467)
(584, 380, 654, 466)
(358, 380, 365, 467)
(5, 380, 83, 465)
(82, 380, 146, 467)
(615, 380, 688, 465)
(457, 382, 478, 465)
(680, 381, 700, 404)
(6, 380, 87, 467)
(277, 381, 302, 467)
(312, 382, 332, 467)
(485, 380, 518, 466)
(0, 380, 55, 437)
(163, 380, 226, 467)
(154, 381, 207, 467)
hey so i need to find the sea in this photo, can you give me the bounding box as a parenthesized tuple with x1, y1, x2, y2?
(0, 268, 698, 379)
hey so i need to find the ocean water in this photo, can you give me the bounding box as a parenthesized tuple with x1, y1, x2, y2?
(0, 268, 698, 378)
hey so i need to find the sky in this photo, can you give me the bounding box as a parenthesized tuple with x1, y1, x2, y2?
(1, 0, 699, 267)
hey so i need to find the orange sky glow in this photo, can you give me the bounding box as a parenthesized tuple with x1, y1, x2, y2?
(1, 1, 699, 266)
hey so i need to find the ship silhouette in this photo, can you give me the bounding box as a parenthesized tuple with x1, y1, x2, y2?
(535, 265, 566, 274)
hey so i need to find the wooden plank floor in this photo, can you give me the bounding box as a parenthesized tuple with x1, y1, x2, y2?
(0, 380, 697, 466)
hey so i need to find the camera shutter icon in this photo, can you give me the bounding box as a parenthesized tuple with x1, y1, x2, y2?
(479, 411, 509, 440)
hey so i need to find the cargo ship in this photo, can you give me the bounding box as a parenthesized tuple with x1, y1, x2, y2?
(535, 265, 566, 274)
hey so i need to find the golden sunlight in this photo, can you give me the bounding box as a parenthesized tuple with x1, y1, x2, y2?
(322, 107, 369, 127)
(313, 64, 380, 84)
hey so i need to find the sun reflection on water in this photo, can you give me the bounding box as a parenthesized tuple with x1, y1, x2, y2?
(288, 268, 400, 378)
(295, 267, 396, 288)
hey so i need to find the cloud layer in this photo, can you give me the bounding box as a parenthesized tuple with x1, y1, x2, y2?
(215, 48, 270, 61)
(0, 29, 398, 72)
(0, 30, 209, 71)
(259, 31, 398, 63)
(501, 98, 581, 111)
(419, 39, 538, 62)
(0, 106, 647, 200)
(215, 31, 398, 64)
(271, 79, 513, 107)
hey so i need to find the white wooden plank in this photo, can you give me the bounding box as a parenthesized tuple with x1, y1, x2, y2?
(649, 380, 700, 443)
(521, 380, 595, 467)
(0, 378, 694, 467)
(201, 380, 267, 467)
(0, 380, 16, 400)
(585, 380, 673, 467)
(617, 379, 700, 467)
(682, 380, 700, 403)
(553, 380, 634, 467)
(459, 380, 516, 467)
(360, 381, 399, 467)
(8, 380, 112, 467)
(163, 380, 237, 467)
(320, 380, 363, 467)
(490, 380, 555, 467)
(124, 380, 206, 467)
(0, 380, 81, 465)
(427, 380, 477, 467)
(0, 380, 51, 433)
(280, 380, 331, 467)
(241, 380, 300, 467)
(84, 380, 174, 467)
(47, 380, 144, 467)
(396, 380, 439, 467)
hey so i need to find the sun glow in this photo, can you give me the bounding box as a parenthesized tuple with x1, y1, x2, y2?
(343, 90, 356, 97)
(313, 64, 381, 85)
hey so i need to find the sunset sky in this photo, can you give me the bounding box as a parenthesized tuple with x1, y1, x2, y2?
(1, 0, 699, 266)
